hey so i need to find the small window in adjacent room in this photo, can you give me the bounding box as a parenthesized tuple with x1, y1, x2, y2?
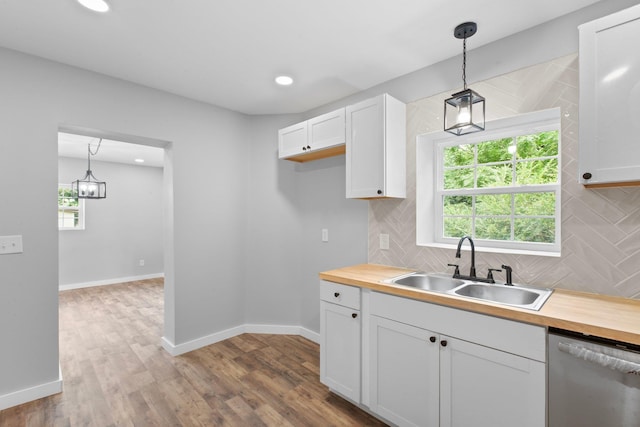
(417, 108, 561, 256)
(58, 184, 85, 230)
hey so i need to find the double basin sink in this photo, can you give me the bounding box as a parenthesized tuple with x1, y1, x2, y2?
(383, 272, 552, 311)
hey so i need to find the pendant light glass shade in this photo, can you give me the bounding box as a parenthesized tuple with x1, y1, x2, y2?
(72, 140, 107, 199)
(444, 88, 485, 136)
(72, 171, 106, 199)
(444, 22, 485, 136)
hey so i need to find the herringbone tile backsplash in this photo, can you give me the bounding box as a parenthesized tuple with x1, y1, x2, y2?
(369, 54, 640, 299)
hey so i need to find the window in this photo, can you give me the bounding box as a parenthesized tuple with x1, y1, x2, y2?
(417, 108, 561, 256)
(58, 184, 85, 230)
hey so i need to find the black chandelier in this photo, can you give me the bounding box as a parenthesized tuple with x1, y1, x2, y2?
(444, 22, 485, 136)
(72, 139, 107, 199)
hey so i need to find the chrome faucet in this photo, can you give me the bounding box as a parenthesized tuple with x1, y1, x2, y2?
(455, 236, 476, 278)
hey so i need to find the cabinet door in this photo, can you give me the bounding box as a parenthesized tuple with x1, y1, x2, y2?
(320, 301, 361, 403)
(346, 95, 385, 198)
(439, 336, 545, 427)
(369, 316, 439, 427)
(308, 108, 345, 151)
(278, 121, 308, 159)
(579, 5, 640, 186)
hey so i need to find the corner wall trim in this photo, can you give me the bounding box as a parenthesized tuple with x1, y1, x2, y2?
(59, 273, 164, 291)
(0, 366, 63, 411)
(161, 324, 320, 356)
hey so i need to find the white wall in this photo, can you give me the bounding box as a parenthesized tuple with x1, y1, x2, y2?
(245, 115, 368, 332)
(0, 46, 249, 401)
(58, 157, 163, 287)
(296, 156, 369, 332)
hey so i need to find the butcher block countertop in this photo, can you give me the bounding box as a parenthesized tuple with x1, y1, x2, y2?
(319, 263, 640, 346)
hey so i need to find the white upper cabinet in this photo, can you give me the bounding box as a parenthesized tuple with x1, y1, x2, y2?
(278, 121, 308, 160)
(346, 94, 406, 199)
(309, 108, 346, 150)
(579, 4, 640, 187)
(278, 108, 345, 162)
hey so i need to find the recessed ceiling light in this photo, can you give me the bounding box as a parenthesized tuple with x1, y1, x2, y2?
(275, 75, 294, 86)
(77, 0, 110, 13)
(134, 158, 145, 163)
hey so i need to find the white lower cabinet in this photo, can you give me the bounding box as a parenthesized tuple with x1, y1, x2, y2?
(370, 316, 439, 427)
(320, 282, 361, 403)
(439, 336, 546, 427)
(368, 291, 546, 427)
(320, 283, 547, 427)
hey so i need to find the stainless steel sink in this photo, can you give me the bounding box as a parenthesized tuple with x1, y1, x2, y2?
(454, 283, 551, 310)
(391, 273, 464, 292)
(383, 272, 552, 311)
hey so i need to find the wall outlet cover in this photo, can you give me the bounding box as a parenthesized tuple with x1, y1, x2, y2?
(380, 233, 389, 250)
(0, 235, 23, 255)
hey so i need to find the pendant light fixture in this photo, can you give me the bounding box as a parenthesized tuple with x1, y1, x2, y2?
(444, 22, 485, 136)
(72, 139, 107, 199)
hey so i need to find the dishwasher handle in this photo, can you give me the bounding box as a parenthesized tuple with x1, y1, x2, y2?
(558, 341, 640, 376)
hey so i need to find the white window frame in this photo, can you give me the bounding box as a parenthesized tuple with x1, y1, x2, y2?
(417, 108, 561, 257)
(58, 183, 85, 231)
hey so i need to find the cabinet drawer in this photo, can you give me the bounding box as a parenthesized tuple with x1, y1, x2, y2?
(320, 281, 360, 309)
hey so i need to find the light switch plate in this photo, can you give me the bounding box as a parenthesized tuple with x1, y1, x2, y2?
(380, 233, 389, 250)
(0, 235, 23, 255)
(322, 229, 329, 242)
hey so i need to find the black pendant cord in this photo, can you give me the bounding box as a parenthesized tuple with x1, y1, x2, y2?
(462, 37, 467, 91)
(88, 138, 102, 157)
(86, 138, 103, 174)
(86, 143, 92, 173)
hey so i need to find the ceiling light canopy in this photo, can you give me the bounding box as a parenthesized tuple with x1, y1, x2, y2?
(444, 22, 485, 136)
(275, 75, 294, 86)
(77, 0, 109, 13)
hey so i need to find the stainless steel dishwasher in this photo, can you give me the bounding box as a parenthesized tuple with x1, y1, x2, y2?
(548, 328, 640, 427)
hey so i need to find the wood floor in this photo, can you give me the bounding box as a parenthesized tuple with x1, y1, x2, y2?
(0, 279, 386, 427)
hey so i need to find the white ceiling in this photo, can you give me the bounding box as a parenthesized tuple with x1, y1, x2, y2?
(0, 0, 600, 115)
(58, 132, 165, 168)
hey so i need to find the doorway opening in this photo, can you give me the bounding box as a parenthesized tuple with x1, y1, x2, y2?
(57, 128, 168, 290)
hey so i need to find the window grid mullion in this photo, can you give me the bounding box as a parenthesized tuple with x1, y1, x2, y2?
(510, 193, 515, 241)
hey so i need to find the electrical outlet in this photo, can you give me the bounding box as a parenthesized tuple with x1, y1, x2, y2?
(139, 259, 145, 267)
(380, 233, 390, 250)
(0, 235, 23, 255)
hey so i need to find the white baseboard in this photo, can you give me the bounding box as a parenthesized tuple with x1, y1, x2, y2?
(162, 324, 320, 356)
(245, 324, 320, 344)
(0, 365, 63, 411)
(59, 273, 164, 291)
(161, 325, 245, 356)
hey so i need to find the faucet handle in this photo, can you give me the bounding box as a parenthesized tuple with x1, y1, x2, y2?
(487, 268, 502, 283)
(447, 263, 460, 277)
